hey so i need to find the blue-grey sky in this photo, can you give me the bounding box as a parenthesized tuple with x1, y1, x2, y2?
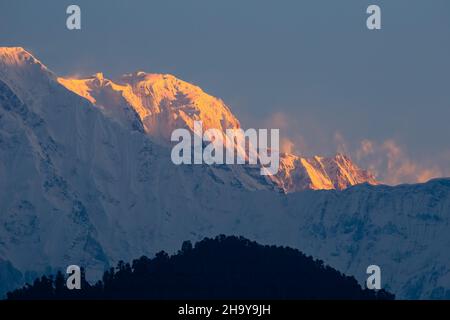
(1, 0, 450, 183)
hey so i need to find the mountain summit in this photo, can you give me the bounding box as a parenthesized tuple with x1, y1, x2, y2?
(274, 153, 378, 192)
(57, 70, 378, 191)
(58, 72, 241, 142)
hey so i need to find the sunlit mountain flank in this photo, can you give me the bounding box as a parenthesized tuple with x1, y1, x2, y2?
(58, 72, 241, 142)
(275, 153, 378, 192)
(57, 64, 378, 192)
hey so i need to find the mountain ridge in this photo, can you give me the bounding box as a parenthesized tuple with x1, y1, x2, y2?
(274, 152, 378, 192)
(55, 61, 378, 191)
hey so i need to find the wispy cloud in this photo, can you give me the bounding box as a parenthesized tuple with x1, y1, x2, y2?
(264, 112, 310, 155)
(333, 131, 349, 155)
(356, 139, 446, 185)
(261, 111, 449, 185)
(263, 112, 449, 185)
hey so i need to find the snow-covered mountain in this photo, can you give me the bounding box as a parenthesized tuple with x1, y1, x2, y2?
(0, 47, 274, 292)
(57, 71, 377, 192)
(57, 71, 241, 143)
(274, 153, 378, 192)
(0, 47, 449, 300)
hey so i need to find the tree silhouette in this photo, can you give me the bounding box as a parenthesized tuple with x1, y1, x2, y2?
(7, 235, 395, 300)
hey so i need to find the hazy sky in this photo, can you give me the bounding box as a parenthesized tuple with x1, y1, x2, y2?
(1, 0, 450, 183)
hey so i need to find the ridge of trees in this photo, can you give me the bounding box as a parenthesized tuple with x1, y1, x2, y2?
(7, 235, 394, 300)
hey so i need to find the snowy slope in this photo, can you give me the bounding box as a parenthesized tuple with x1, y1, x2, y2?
(215, 179, 450, 300)
(58, 71, 241, 143)
(58, 72, 378, 192)
(0, 48, 449, 300)
(57, 73, 145, 132)
(0, 47, 274, 295)
(274, 153, 379, 192)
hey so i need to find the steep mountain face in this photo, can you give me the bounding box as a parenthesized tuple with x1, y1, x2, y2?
(274, 153, 379, 192)
(57, 71, 378, 192)
(58, 72, 241, 143)
(0, 47, 274, 296)
(57, 73, 145, 133)
(1, 48, 449, 300)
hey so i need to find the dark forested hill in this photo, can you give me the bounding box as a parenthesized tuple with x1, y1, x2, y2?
(7, 235, 394, 300)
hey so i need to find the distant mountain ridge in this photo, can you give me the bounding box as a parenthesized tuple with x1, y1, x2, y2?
(275, 153, 378, 192)
(57, 67, 378, 192)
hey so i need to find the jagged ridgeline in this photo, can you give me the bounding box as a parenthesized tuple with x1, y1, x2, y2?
(7, 236, 394, 300)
